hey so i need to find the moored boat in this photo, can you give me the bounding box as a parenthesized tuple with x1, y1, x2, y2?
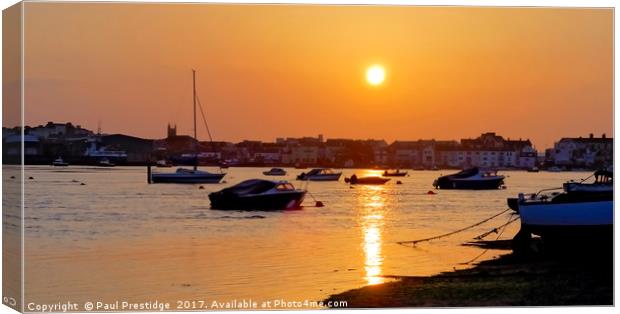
(345, 175, 390, 185)
(52, 157, 69, 167)
(382, 169, 408, 177)
(97, 158, 116, 167)
(151, 168, 225, 184)
(432, 167, 504, 190)
(508, 170, 612, 248)
(156, 160, 173, 168)
(297, 168, 342, 181)
(527, 167, 540, 173)
(263, 168, 287, 176)
(209, 179, 306, 210)
(149, 70, 226, 184)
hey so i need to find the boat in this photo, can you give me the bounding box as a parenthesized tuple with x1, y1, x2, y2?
(527, 167, 540, 173)
(432, 167, 505, 190)
(156, 160, 173, 168)
(151, 168, 225, 184)
(507, 170, 612, 247)
(345, 175, 390, 185)
(382, 169, 408, 177)
(296, 168, 342, 181)
(97, 158, 115, 167)
(84, 136, 128, 163)
(263, 168, 287, 176)
(546, 166, 562, 172)
(209, 179, 307, 210)
(150, 70, 226, 184)
(52, 157, 69, 167)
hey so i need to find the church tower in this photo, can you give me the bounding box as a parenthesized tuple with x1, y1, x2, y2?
(167, 123, 177, 138)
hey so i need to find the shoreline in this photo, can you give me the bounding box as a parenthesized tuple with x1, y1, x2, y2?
(325, 240, 613, 307)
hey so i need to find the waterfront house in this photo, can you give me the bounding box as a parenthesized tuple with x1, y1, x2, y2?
(549, 134, 613, 169)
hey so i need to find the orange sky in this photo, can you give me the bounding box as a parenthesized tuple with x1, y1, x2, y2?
(22, 3, 612, 149)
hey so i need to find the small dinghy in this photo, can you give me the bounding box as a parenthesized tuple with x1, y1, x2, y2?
(382, 169, 408, 177)
(209, 179, 307, 210)
(345, 174, 390, 185)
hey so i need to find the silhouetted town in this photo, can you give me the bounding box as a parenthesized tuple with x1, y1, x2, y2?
(2, 121, 613, 170)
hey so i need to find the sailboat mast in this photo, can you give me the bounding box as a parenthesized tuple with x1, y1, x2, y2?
(193, 69, 198, 171)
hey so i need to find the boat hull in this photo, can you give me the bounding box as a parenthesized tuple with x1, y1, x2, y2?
(297, 174, 342, 181)
(382, 173, 407, 177)
(516, 199, 612, 250)
(209, 191, 306, 210)
(150, 173, 225, 184)
(518, 200, 612, 229)
(433, 178, 504, 190)
(346, 177, 390, 185)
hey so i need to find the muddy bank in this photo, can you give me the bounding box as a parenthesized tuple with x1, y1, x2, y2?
(326, 242, 612, 307)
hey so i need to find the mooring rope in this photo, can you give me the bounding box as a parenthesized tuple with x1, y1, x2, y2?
(459, 214, 519, 265)
(473, 215, 520, 240)
(396, 208, 511, 247)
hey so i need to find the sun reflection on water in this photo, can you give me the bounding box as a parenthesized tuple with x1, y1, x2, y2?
(358, 185, 386, 285)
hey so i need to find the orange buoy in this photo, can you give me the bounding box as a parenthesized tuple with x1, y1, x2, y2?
(427, 190, 436, 195)
(315, 201, 325, 207)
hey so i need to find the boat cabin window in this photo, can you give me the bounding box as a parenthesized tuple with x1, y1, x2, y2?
(481, 171, 498, 177)
(276, 183, 295, 191)
(594, 172, 613, 184)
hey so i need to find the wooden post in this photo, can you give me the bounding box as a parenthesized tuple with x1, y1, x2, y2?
(147, 165, 152, 184)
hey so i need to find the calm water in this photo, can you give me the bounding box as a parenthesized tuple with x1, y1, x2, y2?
(8, 166, 586, 307)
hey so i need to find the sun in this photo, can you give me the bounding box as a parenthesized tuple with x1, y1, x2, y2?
(366, 65, 385, 86)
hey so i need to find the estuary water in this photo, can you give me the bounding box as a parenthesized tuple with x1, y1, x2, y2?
(8, 166, 586, 308)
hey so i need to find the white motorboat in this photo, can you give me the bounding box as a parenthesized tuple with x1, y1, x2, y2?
(156, 160, 173, 168)
(296, 168, 342, 181)
(150, 168, 225, 184)
(52, 157, 69, 167)
(433, 167, 504, 189)
(97, 158, 116, 167)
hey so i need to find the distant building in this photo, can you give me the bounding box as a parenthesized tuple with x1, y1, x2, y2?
(26, 121, 93, 140)
(549, 133, 612, 169)
(289, 144, 319, 165)
(443, 133, 536, 169)
(100, 134, 153, 163)
(276, 134, 323, 146)
(389, 140, 458, 168)
(4, 134, 40, 157)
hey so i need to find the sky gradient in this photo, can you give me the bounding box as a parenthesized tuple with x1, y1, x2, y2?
(22, 4, 613, 149)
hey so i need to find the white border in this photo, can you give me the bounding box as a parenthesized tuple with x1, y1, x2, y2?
(0, 1, 616, 314)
